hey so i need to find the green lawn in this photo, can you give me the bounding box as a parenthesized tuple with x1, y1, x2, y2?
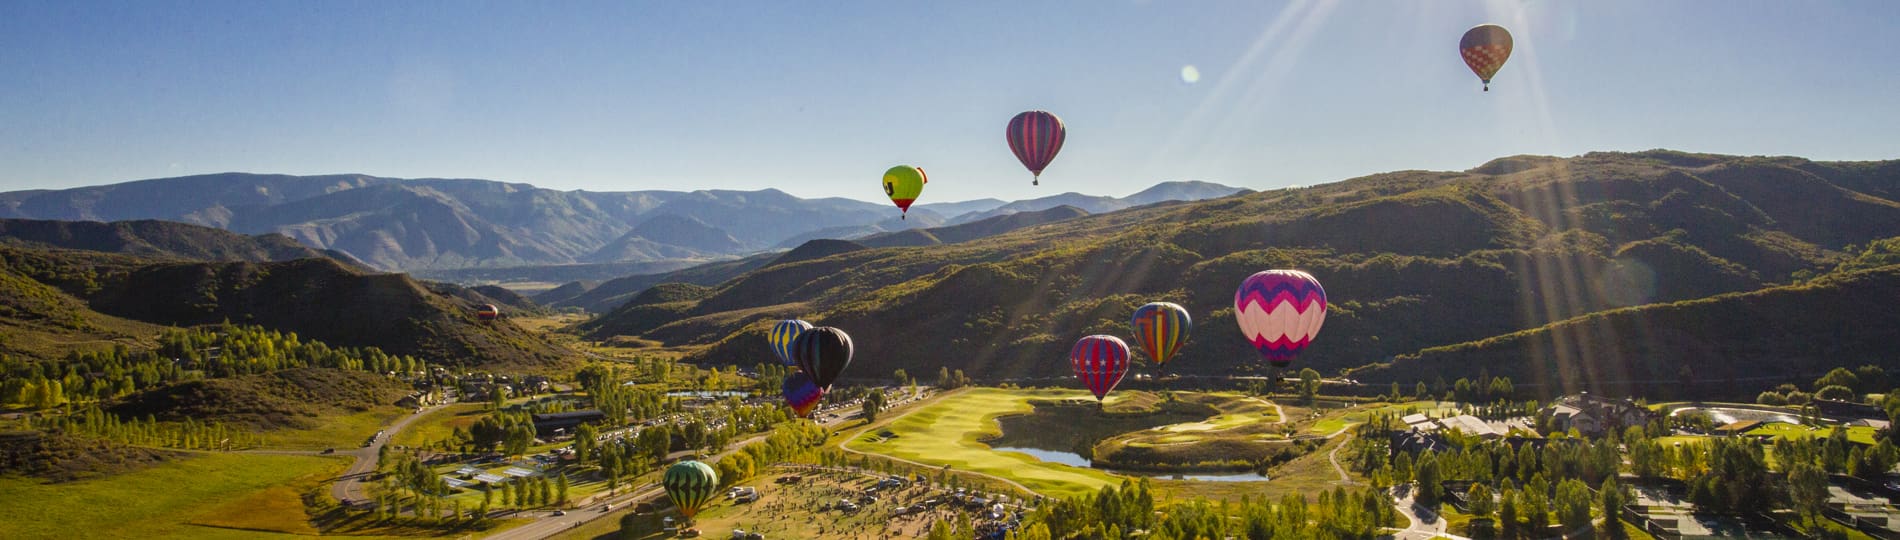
(843, 387, 1125, 499)
(392, 402, 487, 448)
(261, 407, 406, 450)
(0, 452, 353, 539)
(1746, 422, 1879, 444)
(1156, 394, 1279, 432)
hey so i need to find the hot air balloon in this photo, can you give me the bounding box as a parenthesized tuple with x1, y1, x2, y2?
(1233, 270, 1327, 371)
(1006, 111, 1065, 186)
(663, 460, 719, 519)
(883, 165, 928, 220)
(1459, 24, 1513, 92)
(768, 319, 812, 366)
(1070, 335, 1130, 401)
(1130, 302, 1192, 370)
(782, 371, 824, 418)
(476, 304, 500, 321)
(792, 326, 854, 389)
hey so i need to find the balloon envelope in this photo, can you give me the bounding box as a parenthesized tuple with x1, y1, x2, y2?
(883, 165, 927, 218)
(1459, 24, 1513, 90)
(1070, 334, 1130, 401)
(781, 371, 824, 418)
(1006, 111, 1066, 185)
(1130, 302, 1192, 368)
(663, 460, 719, 519)
(1233, 270, 1327, 368)
(769, 319, 812, 366)
(792, 326, 854, 389)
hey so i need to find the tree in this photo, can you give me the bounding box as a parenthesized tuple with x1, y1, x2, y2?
(1467, 482, 1496, 518)
(1415, 452, 1442, 508)
(1602, 477, 1628, 539)
(1816, 384, 1857, 402)
(1415, 381, 1429, 400)
(1498, 487, 1520, 539)
(1298, 368, 1322, 405)
(937, 367, 953, 389)
(1816, 367, 1861, 394)
(1789, 462, 1829, 526)
(557, 473, 570, 505)
(1555, 479, 1593, 531)
(893, 369, 909, 388)
(862, 389, 888, 423)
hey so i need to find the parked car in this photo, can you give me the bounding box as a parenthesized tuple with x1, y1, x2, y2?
(321, 448, 335, 454)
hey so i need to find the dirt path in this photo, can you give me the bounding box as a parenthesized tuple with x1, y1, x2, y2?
(1327, 432, 1356, 485)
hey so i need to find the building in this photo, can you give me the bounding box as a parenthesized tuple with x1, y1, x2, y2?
(1547, 393, 1659, 436)
(531, 410, 608, 434)
(1437, 415, 1504, 438)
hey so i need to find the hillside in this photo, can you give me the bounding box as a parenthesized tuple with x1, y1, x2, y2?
(0, 218, 357, 266)
(576, 151, 1900, 392)
(1352, 262, 1900, 398)
(108, 367, 411, 431)
(0, 246, 572, 369)
(542, 250, 785, 314)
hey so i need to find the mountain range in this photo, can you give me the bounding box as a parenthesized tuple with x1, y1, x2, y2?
(566, 150, 1900, 397)
(0, 174, 1246, 277)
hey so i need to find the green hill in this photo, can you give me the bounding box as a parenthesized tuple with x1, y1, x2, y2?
(0, 245, 573, 369)
(578, 151, 1897, 390)
(1353, 262, 1900, 398)
(108, 367, 411, 432)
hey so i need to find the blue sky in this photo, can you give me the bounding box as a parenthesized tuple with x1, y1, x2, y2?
(2, 1, 1896, 204)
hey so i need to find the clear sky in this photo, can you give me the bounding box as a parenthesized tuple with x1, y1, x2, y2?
(3, 1, 1896, 204)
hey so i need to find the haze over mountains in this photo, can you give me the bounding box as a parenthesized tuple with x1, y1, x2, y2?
(0, 174, 1247, 276)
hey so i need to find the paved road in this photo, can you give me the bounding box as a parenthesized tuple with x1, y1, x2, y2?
(332, 403, 448, 505)
(1388, 487, 1468, 540)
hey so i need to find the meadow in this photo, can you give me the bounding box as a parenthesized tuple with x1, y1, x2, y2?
(0, 452, 353, 539)
(843, 387, 1125, 499)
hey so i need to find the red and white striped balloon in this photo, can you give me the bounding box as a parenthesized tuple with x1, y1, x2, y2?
(1070, 334, 1129, 401)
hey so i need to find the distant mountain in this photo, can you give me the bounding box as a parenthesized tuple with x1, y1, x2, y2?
(913, 199, 1008, 219)
(572, 150, 1900, 397)
(859, 205, 1089, 248)
(1122, 181, 1254, 206)
(0, 174, 894, 271)
(947, 181, 1249, 224)
(540, 251, 786, 314)
(0, 174, 1247, 274)
(583, 214, 744, 263)
(0, 218, 359, 266)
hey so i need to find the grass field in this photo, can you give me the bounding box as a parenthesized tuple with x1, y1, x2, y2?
(0, 452, 353, 539)
(1745, 422, 1880, 445)
(844, 387, 1125, 499)
(614, 467, 963, 540)
(1307, 400, 1452, 434)
(392, 402, 487, 448)
(1153, 394, 1279, 432)
(262, 407, 407, 450)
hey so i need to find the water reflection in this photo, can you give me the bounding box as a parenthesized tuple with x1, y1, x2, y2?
(992, 446, 1092, 467)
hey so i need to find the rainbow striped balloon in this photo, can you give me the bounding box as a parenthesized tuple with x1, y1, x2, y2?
(1070, 334, 1129, 401)
(781, 371, 824, 419)
(1006, 110, 1066, 185)
(1233, 270, 1327, 369)
(1130, 302, 1192, 369)
(768, 319, 811, 366)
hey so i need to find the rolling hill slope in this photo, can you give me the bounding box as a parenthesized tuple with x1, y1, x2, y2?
(577, 151, 1900, 393)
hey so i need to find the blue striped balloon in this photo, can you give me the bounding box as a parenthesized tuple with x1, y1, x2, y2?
(768, 319, 812, 366)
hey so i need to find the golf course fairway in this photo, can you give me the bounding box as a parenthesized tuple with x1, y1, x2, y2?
(844, 387, 1126, 499)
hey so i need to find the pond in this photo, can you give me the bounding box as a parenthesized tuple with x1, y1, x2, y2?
(987, 446, 1271, 482)
(1670, 406, 1800, 425)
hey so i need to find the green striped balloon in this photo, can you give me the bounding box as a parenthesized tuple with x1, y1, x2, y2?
(662, 460, 719, 519)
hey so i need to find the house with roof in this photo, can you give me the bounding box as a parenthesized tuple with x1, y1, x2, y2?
(1547, 393, 1659, 436)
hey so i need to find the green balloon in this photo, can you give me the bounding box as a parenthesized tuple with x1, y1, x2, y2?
(882, 165, 927, 218)
(663, 460, 719, 518)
